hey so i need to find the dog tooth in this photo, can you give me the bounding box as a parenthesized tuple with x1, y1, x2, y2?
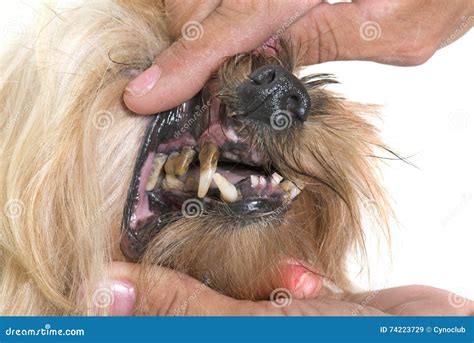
(175, 147, 196, 176)
(271, 172, 283, 185)
(213, 173, 240, 203)
(280, 180, 301, 199)
(280, 180, 293, 192)
(250, 175, 259, 188)
(145, 154, 167, 191)
(164, 152, 179, 176)
(258, 176, 267, 187)
(290, 187, 301, 199)
(145, 175, 159, 191)
(162, 175, 185, 191)
(198, 142, 219, 198)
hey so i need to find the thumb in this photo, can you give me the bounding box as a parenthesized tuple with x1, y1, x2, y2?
(108, 262, 253, 316)
(123, 1, 319, 115)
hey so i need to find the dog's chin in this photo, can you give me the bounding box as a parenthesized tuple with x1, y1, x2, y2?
(121, 86, 302, 261)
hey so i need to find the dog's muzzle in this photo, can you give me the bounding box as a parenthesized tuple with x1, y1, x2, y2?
(121, 64, 309, 261)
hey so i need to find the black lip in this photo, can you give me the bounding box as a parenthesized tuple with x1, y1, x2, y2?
(121, 95, 205, 261)
(214, 198, 286, 218)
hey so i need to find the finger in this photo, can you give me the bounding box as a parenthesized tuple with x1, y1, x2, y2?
(285, 3, 368, 64)
(109, 262, 256, 316)
(279, 259, 323, 299)
(288, 2, 436, 66)
(164, 0, 221, 39)
(124, 1, 320, 115)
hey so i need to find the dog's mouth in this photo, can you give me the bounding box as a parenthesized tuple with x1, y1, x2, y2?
(121, 82, 303, 260)
(121, 48, 317, 260)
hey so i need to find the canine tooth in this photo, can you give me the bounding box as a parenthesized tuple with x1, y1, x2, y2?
(250, 175, 259, 188)
(145, 154, 167, 191)
(162, 175, 184, 191)
(271, 172, 283, 185)
(213, 173, 240, 203)
(198, 142, 219, 198)
(164, 152, 179, 176)
(175, 147, 196, 176)
(258, 176, 267, 187)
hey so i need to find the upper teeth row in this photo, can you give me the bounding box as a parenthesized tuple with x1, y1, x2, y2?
(145, 143, 301, 203)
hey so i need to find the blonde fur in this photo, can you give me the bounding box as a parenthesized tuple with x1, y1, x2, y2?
(1, 0, 168, 315)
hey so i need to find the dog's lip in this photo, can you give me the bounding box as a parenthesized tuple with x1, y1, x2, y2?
(121, 88, 299, 261)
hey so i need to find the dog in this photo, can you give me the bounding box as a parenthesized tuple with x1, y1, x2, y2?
(0, 0, 391, 314)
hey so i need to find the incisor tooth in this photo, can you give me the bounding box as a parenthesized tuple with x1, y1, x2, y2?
(145, 154, 167, 191)
(198, 142, 219, 198)
(213, 173, 240, 203)
(250, 175, 259, 188)
(175, 147, 196, 176)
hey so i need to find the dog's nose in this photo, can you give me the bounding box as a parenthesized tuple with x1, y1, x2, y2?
(236, 64, 311, 127)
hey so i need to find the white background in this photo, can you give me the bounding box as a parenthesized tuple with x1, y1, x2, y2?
(1, 1, 473, 298)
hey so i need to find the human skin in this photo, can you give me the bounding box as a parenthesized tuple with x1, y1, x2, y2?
(123, 0, 474, 114)
(106, 262, 474, 316)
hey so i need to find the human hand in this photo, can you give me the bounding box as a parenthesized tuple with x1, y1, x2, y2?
(102, 262, 473, 316)
(346, 285, 474, 316)
(123, 0, 473, 115)
(104, 261, 385, 316)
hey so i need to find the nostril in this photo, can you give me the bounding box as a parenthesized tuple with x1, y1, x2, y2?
(286, 95, 302, 115)
(249, 66, 276, 86)
(284, 93, 308, 121)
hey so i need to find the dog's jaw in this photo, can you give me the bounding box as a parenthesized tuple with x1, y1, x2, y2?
(121, 81, 304, 261)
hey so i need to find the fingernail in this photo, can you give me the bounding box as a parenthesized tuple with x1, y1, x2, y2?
(109, 280, 136, 316)
(125, 64, 161, 97)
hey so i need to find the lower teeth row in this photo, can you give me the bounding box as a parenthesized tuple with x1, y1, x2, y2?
(145, 145, 302, 203)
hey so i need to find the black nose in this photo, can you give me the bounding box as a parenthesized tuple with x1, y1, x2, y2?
(236, 64, 311, 127)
